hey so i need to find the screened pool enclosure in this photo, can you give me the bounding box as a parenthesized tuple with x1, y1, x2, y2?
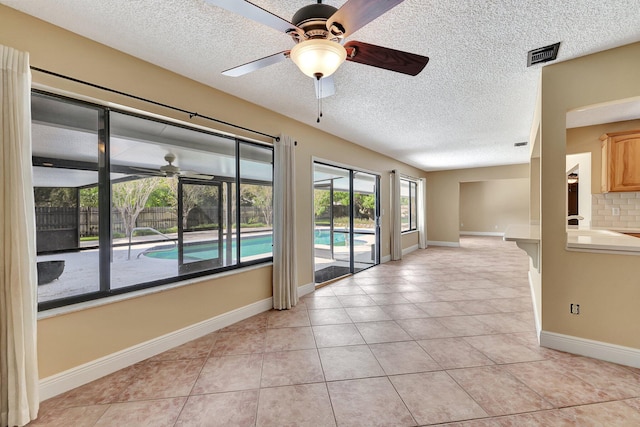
(32, 91, 274, 309)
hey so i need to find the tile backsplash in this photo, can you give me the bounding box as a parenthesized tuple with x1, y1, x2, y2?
(591, 192, 640, 229)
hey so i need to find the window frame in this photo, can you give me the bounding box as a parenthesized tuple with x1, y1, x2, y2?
(400, 178, 418, 233)
(33, 90, 274, 311)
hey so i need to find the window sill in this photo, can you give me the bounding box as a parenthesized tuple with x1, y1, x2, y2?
(401, 229, 418, 235)
(37, 262, 273, 320)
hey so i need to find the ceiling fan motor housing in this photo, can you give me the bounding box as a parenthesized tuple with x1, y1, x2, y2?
(291, 3, 340, 42)
(160, 153, 180, 176)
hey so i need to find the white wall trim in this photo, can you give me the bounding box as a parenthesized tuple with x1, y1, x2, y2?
(298, 282, 316, 297)
(528, 271, 541, 340)
(427, 240, 460, 248)
(540, 330, 640, 369)
(381, 254, 391, 263)
(402, 244, 419, 256)
(39, 297, 273, 401)
(459, 231, 504, 237)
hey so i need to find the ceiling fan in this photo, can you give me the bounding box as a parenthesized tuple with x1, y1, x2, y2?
(132, 153, 215, 180)
(205, 0, 429, 100)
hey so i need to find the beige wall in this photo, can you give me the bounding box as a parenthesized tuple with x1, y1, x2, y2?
(530, 123, 541, 224)
(541, 42, 640, 349)
(0, 6, 427, 377)
(530, 157, 541, 224)
(38, 267, 272, 376)
(402, 230, 420, 250)
(459, 179, 529, 233)
(425, 164, 529, 243)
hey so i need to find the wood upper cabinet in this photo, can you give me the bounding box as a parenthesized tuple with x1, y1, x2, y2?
(600, 129, 640, 192)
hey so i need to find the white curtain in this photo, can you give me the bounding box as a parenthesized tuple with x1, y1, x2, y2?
(0, 45, 39, 427)
(417, 178, 427, 249)
(272, 134, 298, 310)
(390, 170, 402, 260)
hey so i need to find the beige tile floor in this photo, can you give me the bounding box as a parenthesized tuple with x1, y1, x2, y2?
(30, 237, 640, 426)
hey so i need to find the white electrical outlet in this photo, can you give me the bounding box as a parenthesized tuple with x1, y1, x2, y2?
(570, 303, 580, 315)
(612, 207, 620, 216)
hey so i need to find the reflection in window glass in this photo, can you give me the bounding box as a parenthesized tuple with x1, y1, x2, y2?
(32, 92, 273, 309)
(239, 142, 274, 262)
(410, 180, 417, 231)
(32, 93, 101, 303)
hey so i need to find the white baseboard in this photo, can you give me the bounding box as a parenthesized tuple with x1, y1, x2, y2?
(459, 231, 504, 237)
(381, 255, 391, 263)
(39, 297, 273, 401)
(427, 240, 460, 248)
(298, 282, 315, 297)
(540, 331, 640, 369)
(402, 244, 419, 256)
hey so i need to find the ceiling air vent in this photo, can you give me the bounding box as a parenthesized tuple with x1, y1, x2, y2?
(527, 42, 561, 67)
(514, 141, 528, 147)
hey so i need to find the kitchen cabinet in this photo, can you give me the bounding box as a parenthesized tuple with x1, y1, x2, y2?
(600, 129, 640, 192)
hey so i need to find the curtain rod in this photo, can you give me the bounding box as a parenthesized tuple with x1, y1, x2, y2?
(392, 170, 420, 181)
(30, 66, 279, 141)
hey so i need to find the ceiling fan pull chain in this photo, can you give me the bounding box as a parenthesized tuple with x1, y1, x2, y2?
(316, 74, 323, 123)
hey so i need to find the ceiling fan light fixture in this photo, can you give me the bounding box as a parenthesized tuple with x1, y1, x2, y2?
(290, 39, 347, 78)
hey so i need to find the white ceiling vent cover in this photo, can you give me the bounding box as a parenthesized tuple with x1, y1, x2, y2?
(527, 42, 561, 67)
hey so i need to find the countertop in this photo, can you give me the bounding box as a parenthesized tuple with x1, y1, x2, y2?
(504, 225, 540, 270)
(504, 224, 640, 257)
(504, 224, 540, 243)
(566, 228, 640, 253)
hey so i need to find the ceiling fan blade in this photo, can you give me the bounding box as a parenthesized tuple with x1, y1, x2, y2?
(222, 51, 290, 77)
(204, 0, 303, 36)
(314, 76, 336, 99)
(344, 41, 429, 76)
(129, 166, 164, 176)
(180, 171, 215, 180)
(326, 0, 405, 38)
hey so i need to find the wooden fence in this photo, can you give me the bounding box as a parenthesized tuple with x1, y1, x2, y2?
(36, 206, 267, 237)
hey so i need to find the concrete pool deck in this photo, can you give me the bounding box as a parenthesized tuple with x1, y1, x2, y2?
(37, 228, 378, 304)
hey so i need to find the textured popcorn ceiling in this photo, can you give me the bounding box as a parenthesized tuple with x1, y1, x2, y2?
(4, 0, 640, 171)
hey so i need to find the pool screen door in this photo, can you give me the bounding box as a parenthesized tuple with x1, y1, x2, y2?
(313, 162, 380, 284)
(177, 178, 223, 274)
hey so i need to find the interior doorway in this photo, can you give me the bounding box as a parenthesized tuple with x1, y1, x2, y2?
(566, 152, 592, 227)
(313, 162, 380, 284)
(567, 171, 579, 226)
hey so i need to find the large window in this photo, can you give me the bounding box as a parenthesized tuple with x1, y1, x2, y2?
(32, 91, 273, 310)
(400, 178, 417, 232)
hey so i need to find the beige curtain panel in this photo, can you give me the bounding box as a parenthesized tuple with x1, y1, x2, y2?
(418, 178, 427, 249)
(272, 134, 298, 310)
(390, 170, 402, 260)
(0, 45, 40, 427)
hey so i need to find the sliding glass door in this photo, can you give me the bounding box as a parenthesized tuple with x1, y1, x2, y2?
(353, 171, 380, 273)
(178, 179, 223, 274)
(313, 162, 380, 283)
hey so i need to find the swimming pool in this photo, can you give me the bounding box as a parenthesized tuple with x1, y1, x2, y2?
(314, 229, 368, 246)
(144, 234, 272, 261)
(143, 230, 370, 260)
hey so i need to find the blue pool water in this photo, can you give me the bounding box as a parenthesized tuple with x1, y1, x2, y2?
(315, 229, 367, 246)
(144, 230, 369, 261)
(145, 234, 272, 261)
